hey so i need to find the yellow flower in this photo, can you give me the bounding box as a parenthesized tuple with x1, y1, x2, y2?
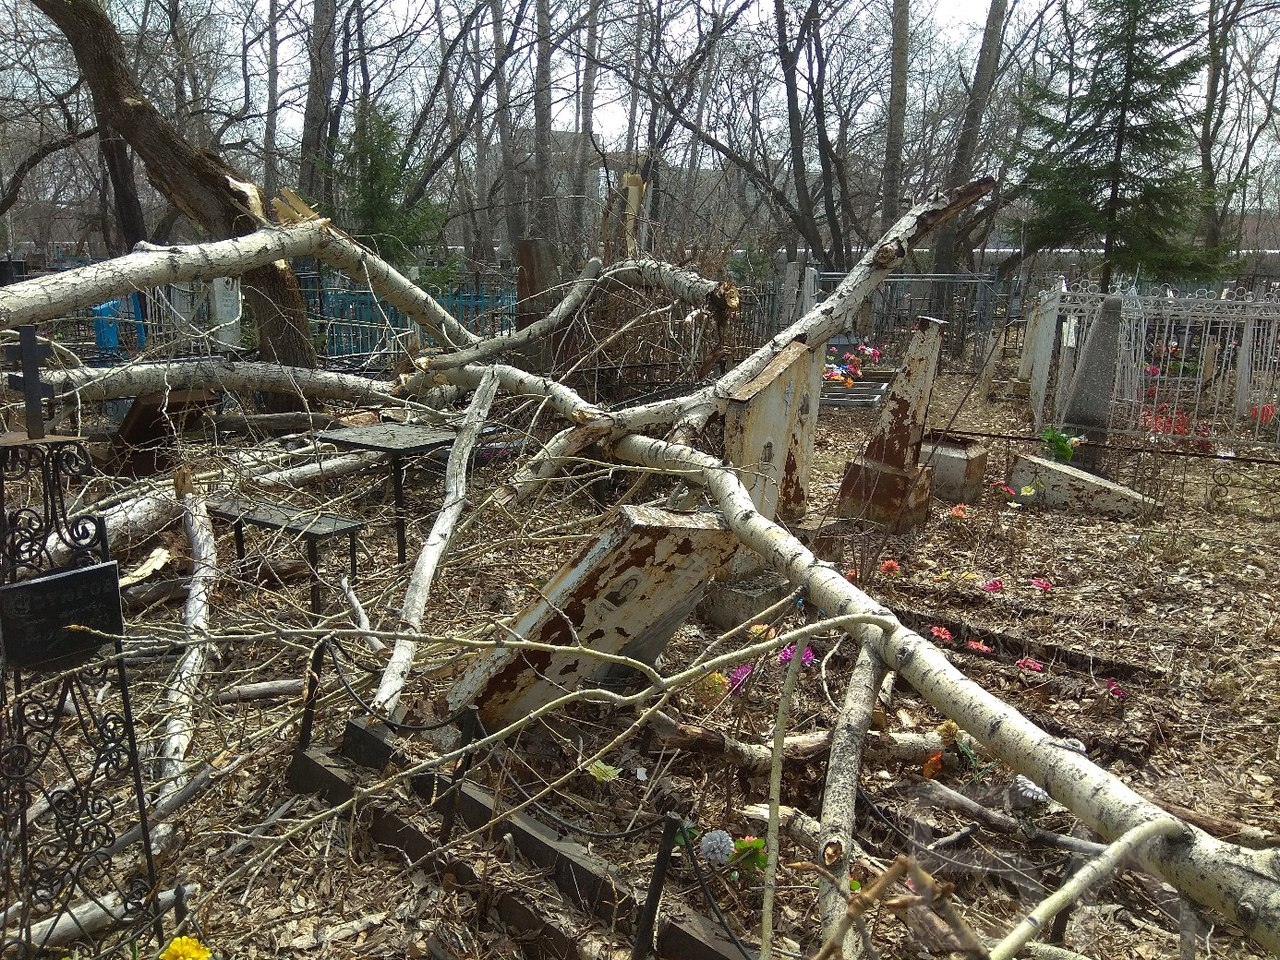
(161, 937, 211, 960)
(1020, 484, 1036, 496)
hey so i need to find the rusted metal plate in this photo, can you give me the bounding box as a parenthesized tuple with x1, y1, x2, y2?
(836, 459, 934, 532)
(447, 506, 737, 728)
(862, 319, 943, 470)
(724, 340, 821, 522)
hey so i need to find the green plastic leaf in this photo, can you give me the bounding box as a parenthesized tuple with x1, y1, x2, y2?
(586, 760, 622, 782)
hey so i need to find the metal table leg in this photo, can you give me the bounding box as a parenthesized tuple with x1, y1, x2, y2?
(391, 454, 407, 563)
(305, 537, 321, 616)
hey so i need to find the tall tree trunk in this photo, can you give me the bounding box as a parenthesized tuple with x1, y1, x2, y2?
(96, 119, 147, 251)
(263, 0, 280, 199)
(572, 0, 600, 257)
(624, 0, 644, 161)
(531, 0, 556, 242)
(773, 0, 829, 267)
(299, 0, 338, 206)
(931, 0, 1006, 275)
(489, 0, 526, 252)
(810, 20, 847, 270)
(30, 0, 317, 378)
(879, 0, 909, 238)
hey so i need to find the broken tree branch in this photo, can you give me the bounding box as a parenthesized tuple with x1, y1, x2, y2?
(153, 489, 218, 851)
(609, 431, 1280, 950)
(372, 369, 500, 718)
(819, 642, 888, 952)
(990, 818, 1187, 960)
(420, 259, 603, 371)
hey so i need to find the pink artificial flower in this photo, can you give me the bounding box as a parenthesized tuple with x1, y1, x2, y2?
(980, 578, 1004, 592)
(779, 644, 816, 667)
(1029, 577, 1053, 591)
(965, 640, 993, 654)
(729, 664, 754, 694)
(1104, 678, 1127, 700)
(1016, 657, 1044, 672)
(880, 559, 901, 578)
(929, 625, 954, 645)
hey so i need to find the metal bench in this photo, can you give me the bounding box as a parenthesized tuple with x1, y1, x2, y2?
(209, 498, 365, 615)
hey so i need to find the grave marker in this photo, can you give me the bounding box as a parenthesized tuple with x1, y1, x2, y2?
(448, 505, 738, 729)
(0, 330, 163, 954)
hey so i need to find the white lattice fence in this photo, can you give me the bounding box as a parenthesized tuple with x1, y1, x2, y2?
(1026, 284, 1280, 450)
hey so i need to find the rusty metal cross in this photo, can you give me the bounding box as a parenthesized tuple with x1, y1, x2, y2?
(5, 325, 54, 440)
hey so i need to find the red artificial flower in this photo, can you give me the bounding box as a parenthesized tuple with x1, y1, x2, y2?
(1029, 577, 1053, 591)
(879, 559, 901, 578)
(1016, 656, 1044, 672)
(929, 625, 954, 645)
(980, 578, 1004, 592)
(965, 640, 993, 653)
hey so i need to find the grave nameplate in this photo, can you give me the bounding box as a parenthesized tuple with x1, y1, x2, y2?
(0, 561, 124, 669)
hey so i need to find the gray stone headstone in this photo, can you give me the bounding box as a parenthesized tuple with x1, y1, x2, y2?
(1060, 295, 1123, 469)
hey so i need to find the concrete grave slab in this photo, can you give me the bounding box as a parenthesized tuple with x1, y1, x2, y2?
(1009, 454, 1160, 518)
(920, 432, 988, 504)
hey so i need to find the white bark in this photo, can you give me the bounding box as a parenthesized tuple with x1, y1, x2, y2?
(215, 679, 304, 704)
(253, 449, 385, 490)
(991, 819, 1186, 960)
(610, 432, 1280, 951)
(48, 492, 182, 569)
(422, 259, 603, 371)
(340, 575, 386, 653)
(819, 644, 887, 949)
(371, 369, 500, 718)
(154, 493, 218, 851)
(25, 885, 195, 951)
(0, 221, 477, 348)
(50, 359, 410, 406)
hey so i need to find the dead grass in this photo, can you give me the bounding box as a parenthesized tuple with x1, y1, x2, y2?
(14, 372, 1280, 960)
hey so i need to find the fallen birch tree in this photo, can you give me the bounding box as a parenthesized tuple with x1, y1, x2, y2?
(2, 180, 1278, 955)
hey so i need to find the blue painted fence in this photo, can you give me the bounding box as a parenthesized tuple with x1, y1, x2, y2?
(298, 273, 517, 364)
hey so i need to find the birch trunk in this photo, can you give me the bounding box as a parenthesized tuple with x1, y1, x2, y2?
(153, 492, 218, 850)
(0, 221, 477, 348)
(610, 433, 1280, 951)
(371, 369, 500, 718)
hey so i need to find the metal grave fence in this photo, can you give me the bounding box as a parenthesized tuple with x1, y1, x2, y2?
(1026, 283, 1280, 450)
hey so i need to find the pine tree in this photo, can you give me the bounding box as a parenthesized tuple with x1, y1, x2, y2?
(1019, 0, 1230, 289)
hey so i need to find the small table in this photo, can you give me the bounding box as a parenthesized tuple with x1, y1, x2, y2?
(209, 498, 366, 614)
(315, 423, 457, 563)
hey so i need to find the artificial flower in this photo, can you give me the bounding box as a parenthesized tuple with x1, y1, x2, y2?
(161, 939, 211, 960)
(965, 639, 993, 653)
(778, 644, 816, 667)
(1020, 485, 1036, 497)
(1016, 657, 1044, 672)
(980, 578, 1004, 592)
(929, 625, 954, 645)
(728, 663, 754, 694)
(1029, 577, 1053, 591)
(948, 504, 969, 520)
(879, 559, 901, 577)
(699, 829, 735, 865)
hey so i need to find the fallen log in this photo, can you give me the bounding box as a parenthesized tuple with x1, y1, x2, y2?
(372, 369, 499, 718)
(612, 430, 1280, 951)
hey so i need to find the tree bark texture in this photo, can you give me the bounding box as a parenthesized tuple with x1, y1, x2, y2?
(30, 0, 316, 372)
